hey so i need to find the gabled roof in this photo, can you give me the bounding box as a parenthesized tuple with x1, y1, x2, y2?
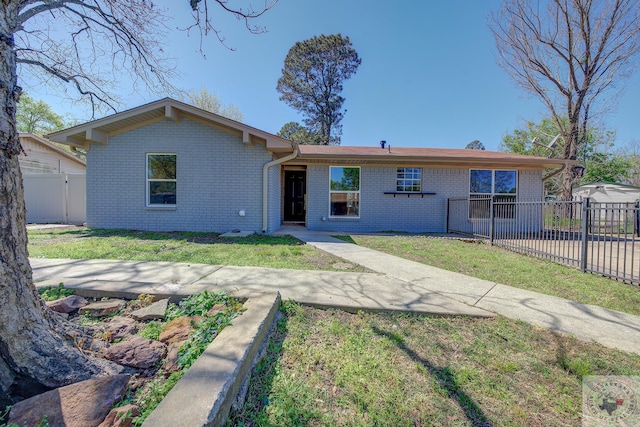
(292, 145, 574, 169)
(19, 133, 86, 167)
(46, 98, 294, 155)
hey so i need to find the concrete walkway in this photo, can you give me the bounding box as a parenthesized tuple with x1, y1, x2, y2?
(30, 259, 493, 318)
(286, 230, 640, 356)
(30, 231, 640, 355)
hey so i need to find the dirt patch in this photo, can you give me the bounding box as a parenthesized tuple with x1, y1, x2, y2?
(331, 262, 356, 270)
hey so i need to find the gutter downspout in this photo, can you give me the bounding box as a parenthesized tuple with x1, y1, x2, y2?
(262, 143, 299, 233)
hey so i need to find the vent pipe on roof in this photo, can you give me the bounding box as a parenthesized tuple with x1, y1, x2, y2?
(380, 140, 386, 149)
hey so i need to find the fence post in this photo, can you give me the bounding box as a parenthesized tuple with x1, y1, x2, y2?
(580, 197, 590, 273)
(636, 199, 639, 237)
(446, 198, 450, 233)
(489, 196, 495, 245)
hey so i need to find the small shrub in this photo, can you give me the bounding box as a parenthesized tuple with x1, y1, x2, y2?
(137, 321, 163, 341)
(166, 290, 238, 319)
(177, 313, 237, 370)
(280, 299, 302, 316)
(567, 358, 592, 377)
(38, 283, 74, 301)
(558, 354, 593, 377)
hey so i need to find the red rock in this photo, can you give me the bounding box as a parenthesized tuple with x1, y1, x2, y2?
(98, 404, 140, 427)
(8, 374, 130, 427)
(159, 316, 203, 344)
(105, 316, 138, 342)
(103, 335, 167, 369)
(103, 335, 166, 369)
(46, 295, 88, 314)
(206, 303, 226, 316)
(80, 299, 126, 317)
(163, 340, 186, 374)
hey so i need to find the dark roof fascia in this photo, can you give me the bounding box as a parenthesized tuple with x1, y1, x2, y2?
(293, 152, 573, 169)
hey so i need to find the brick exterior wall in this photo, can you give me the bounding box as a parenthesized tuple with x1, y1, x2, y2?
(86, 120, 546, 235)
(518, 170, 543, 200)
(305, 166, 544, 233)
(86, 118, 277, 233)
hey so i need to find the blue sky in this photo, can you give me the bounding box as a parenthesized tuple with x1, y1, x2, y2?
(22, 0, 640, 152)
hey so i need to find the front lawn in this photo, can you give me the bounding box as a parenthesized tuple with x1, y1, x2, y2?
(229, 302, 640, 426)
(27, 228, 364, 272)
(341, 235, 640, 316)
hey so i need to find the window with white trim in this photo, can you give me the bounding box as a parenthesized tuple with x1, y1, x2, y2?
(469, 169, 517, 218)
(396, 167, 421, 192)
(147, 153, 177, 206)
(330, 166, 360, 217)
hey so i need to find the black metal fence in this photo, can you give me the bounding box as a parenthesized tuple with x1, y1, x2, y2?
(447, 197, 640, 285)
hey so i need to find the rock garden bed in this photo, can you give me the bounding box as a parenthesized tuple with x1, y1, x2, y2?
(3, 284, 245, 427)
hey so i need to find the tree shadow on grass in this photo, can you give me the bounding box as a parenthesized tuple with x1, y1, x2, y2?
(371, 325, 493, 427)
(33, 228, 306, 246)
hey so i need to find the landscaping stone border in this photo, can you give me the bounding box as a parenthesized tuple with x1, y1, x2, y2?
(36, 282, 281, 427)
(142, 290, 281, 426)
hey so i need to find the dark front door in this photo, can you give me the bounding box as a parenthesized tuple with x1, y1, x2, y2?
(284, 170, 306, 222)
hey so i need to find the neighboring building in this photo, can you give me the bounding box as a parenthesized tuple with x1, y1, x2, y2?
(573, 182, 639, 231)
(19, 133, 86, 174)
(19, 133, 86, 224)
(48, 98, 571, 234)
(573, 181, 640, 204)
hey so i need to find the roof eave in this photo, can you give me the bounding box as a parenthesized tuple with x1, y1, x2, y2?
(46, 98, 295, 154)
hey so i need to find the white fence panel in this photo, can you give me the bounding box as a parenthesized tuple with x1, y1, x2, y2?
(23, 173, 86, 224)
(66, 174, 86, 224)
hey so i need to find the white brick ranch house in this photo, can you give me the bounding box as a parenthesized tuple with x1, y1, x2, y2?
(47, 98, 571, 234)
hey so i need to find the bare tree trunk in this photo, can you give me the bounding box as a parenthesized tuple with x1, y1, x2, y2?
(559, 120, 580, 201)
(561, 167, 575, 202)
(0, 5, 120, 408)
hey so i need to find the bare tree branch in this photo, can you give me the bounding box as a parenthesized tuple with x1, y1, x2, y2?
(14, 1, 277, 116)
(183, 0, 277, 54)
(490, 0, 640, 199)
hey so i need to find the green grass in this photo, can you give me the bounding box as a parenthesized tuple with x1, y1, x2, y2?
(27, 228, 363, 271)
(341, 235, 640, 316)
(26, 228, 640, 424)
(37, 283, 75, 301)
(229, 303, 640, 427)
(29, 228, 640, 314)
